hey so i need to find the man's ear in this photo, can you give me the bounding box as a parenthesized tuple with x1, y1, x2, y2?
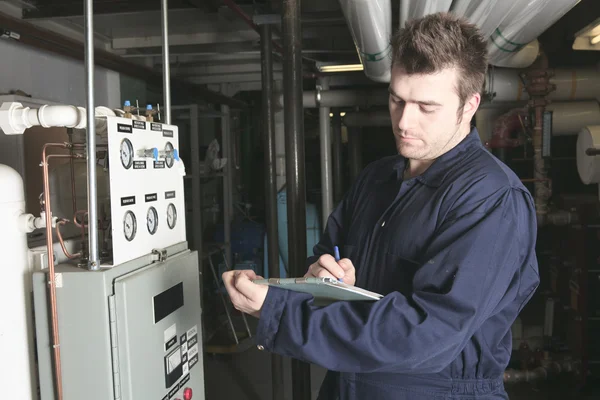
(461, 92, 481, 124)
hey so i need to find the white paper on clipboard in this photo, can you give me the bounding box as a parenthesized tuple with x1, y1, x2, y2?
(252, 277, 383, 305)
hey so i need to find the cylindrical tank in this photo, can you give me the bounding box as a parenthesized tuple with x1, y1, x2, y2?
(0, 164, 37, 400)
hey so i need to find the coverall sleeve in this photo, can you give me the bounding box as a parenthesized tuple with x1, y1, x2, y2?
(255, 187, 540, 374)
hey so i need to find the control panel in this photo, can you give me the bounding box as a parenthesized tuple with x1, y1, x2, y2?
(32, 247, 205, 400)
(106, 116, 186, 266)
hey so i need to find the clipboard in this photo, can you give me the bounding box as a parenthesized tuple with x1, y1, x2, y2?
(252, 277, 383, 305)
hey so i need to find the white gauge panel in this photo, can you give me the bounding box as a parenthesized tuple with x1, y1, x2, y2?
(107, 117, 187, 266)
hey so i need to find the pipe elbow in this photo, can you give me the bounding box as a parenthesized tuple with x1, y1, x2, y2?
(37, 105, 87, 129)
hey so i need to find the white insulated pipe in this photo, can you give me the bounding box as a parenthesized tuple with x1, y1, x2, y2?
(0, 164, 37, 400)
(0, 103, 86, 135)
(338, 0, 392, 82)
(275, 67, 600, 109)
(547, 102, 600, 136)
(488, 67, 600, 103)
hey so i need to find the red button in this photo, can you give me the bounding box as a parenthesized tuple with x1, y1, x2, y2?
(183, 387, 193, 400)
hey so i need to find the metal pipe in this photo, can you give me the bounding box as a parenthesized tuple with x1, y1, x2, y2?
(504, 359, 578, 384)
(221, 103, 233, 266)
(318, 79, 334, 228)
(161, 0, 171, 124)
(221, 0, 284, 54)
(332, 110, 344, 204)
(347, 127, 362, 183)
(84, 0, 99, 270)
(260, 23, 285, 400)
(282, 0, 311, 397)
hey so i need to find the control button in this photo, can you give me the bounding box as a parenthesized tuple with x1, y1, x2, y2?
(173, 148, 180, 161)
(183, 387, 193, 400)
(257, 345, 265, 351)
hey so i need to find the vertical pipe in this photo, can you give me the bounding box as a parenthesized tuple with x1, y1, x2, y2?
(189, 105, 204, 322)
(347, 126, 362, 183)
(221, 103, 233, 266)
(260, 23, 285, 400)
(318, 78, 333, 228)
(332, 110, 344, 204)
(161, 0, 171, 124)
(84, 0, 99, 270)
(282, 0, 311, 398)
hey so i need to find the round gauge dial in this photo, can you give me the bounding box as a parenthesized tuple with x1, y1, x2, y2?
(164, 142, 174, 168)
(167, 203, 177, 229)
(120, 138, 134, 169)
(123, 211, 137, 242)
(147, 206, 159, 235)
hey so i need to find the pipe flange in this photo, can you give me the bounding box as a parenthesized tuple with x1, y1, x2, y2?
(315, 85, 322, 107)
(37, 104, 50, 128)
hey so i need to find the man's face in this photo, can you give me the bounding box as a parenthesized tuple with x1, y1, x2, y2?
(388, 66, 474, 160)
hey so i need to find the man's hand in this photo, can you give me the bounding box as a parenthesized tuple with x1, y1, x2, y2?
(305, 254, 356, 286)
(222, 270, 268, 318)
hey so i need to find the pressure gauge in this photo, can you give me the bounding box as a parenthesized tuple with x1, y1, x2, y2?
(120, 138, 134, 169)
(123, 211, 137, 242)
(167, 203, 177, 229)
(164, 142, 175, 168)
(147, 206, 159, 235)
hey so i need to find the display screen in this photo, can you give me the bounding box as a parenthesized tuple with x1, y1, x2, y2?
(153, 282, 184, 323)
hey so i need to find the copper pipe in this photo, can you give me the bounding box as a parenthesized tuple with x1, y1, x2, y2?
(73, 210, 88, 228)
(67, 130, 77, 215)
(41, 144, 82, 400)
(56, 220, 81, 259)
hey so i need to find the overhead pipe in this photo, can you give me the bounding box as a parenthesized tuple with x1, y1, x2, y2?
(485, 0, 579, 68)
(282, 0, 312, 397)
(318, 79, 334, 228)
(277, 67, 600, 110)
(260, 22, 285, 400)
(338, 0, 392, 82)
(342, 101, 600, 136)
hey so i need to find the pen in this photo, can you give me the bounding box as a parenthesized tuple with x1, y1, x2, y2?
(334, 246, 343, 282)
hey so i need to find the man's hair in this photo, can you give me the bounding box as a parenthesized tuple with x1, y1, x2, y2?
(390, 12, 488, 113)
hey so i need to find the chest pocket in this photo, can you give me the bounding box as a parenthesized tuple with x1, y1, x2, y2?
(368, 252, 421, 296)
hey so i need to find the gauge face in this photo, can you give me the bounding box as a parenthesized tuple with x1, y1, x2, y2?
(123, 211, 137, 241)
(147, 206, 159, 235)
(165, 142, 174, 168)
(167, 203, 177, 229)
(120, 138, 134, 169)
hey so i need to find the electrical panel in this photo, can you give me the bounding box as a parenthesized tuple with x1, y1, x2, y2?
(106, 116, 186, 266)
(33, 247, 205, 400)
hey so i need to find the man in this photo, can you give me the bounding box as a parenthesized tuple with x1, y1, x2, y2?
(223, 12, 539, 400)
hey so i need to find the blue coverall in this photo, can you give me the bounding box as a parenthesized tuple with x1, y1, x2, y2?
(256, 128, 540, 399)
